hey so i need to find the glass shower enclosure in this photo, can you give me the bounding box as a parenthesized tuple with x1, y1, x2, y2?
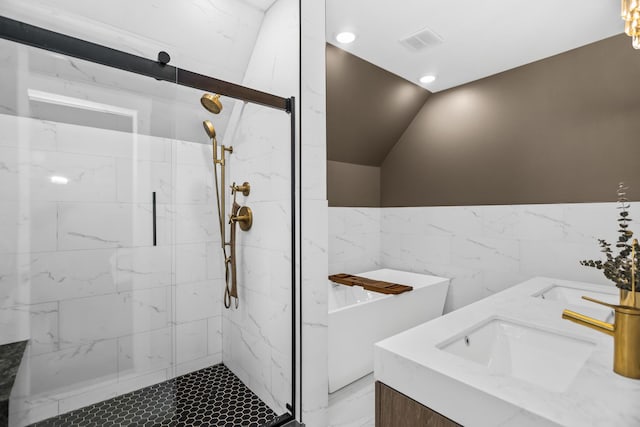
(0, 1, 298, 426)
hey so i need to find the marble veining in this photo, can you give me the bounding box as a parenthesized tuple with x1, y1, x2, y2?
(329, 203, 640, 313)
(0, 0, 306, 425)
(328, 208, 381, 276)
(1, 117, 228, 426)
(0, 0, 267, 144)
(218, 0, 298, 417)
(300, 0, 329, 422)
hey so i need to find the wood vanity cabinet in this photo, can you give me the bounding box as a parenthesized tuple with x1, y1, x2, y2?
(375, 382, 461, 427)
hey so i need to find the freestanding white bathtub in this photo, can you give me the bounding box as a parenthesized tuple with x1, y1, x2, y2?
(328, 268, 450, 393)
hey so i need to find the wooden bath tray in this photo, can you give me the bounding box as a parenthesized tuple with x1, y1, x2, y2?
(328, 273, 413, 295)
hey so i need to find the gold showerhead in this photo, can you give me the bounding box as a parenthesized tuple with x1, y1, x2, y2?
(203, 120, 216, 139)
(201, 93, 223, 114)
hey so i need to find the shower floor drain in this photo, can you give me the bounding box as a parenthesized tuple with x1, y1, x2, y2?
(31, 364, 277, 427)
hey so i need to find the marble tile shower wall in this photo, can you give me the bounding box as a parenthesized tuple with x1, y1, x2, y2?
(217, 0, 297, 416)
(300, 0, 329, 424)
(221, 102, 292, 415)
(0, 114, 224, 426)
(0, 0, 266, 143)
(328, 203, 640, 313)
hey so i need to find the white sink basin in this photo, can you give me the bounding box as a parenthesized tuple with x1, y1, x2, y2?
(438, 318, 595, 392)
(534, 284, 617, 322)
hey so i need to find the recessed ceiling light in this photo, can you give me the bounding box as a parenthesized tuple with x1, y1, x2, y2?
(336, 32, 356, 44)
(419, 75, 436, 84)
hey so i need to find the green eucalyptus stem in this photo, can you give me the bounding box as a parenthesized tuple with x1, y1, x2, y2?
(580, 183, 639, 292)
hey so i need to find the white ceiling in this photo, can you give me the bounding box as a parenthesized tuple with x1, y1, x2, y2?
(326, 0, 624, 92)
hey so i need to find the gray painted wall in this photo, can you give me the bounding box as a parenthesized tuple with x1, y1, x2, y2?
(327, 160, 380, 207)
(326, 44, 430, 166)
(381, 34, 640, 206)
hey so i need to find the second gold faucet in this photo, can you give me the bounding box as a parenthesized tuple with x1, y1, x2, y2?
(562, 238, 640, 379)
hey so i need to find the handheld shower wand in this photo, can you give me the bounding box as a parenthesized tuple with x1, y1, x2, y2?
(203, 119, 232, 251)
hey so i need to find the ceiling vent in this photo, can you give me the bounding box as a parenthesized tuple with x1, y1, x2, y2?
(399, 27, 443, 52)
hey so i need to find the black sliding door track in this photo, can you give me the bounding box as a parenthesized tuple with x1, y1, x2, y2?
(0, 14, 298, 425)
(0, 15, 292, 113)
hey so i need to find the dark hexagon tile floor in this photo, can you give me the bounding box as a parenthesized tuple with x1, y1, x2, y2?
(31, 364, 278, 427)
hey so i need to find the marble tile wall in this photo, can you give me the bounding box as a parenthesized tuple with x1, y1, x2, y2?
(328, 208, 381, 275)
(300, 0, 329, 425)
(328, 203, 640, 313)
(0, 0, 267, 143)
(219, 0, 297, 416)
(0, 0, 305, 425)
(0, 0, 264, 83)
(0, 115, 224, 426)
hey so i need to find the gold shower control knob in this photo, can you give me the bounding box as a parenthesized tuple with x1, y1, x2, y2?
(234, 206, 253, 231)
(232, 182, 251, 196)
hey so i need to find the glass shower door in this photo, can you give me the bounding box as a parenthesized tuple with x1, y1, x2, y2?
(0, 35, 181, 426)
(0, 1, 298, 425)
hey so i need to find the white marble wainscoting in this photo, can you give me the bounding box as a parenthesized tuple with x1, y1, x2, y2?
(0, 115, 224, 426)
(328, 203, 640, 313)
(328, 208, 381, 275)
(328, 374, 374, 427)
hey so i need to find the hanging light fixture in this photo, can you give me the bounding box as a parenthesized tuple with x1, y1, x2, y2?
(622, 0, 640, 49)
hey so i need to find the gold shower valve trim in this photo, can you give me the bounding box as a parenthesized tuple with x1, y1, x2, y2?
(232, 182, 251, 196)
(232, 206, 253, 231)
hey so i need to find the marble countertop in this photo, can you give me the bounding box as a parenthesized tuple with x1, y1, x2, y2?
(374, 277, 640, 427)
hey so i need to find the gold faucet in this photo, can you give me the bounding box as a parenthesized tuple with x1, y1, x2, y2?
(562, 239, 640, 379)
(563, 298, 640, 378)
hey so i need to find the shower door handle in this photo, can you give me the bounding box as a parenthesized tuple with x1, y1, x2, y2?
(152, 191, 157, 246)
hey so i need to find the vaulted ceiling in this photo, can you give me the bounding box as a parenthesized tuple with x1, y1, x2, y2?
(326, 0, 622, 92)
(326, 44, 430, 166)
(326, 1, 625, 167)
